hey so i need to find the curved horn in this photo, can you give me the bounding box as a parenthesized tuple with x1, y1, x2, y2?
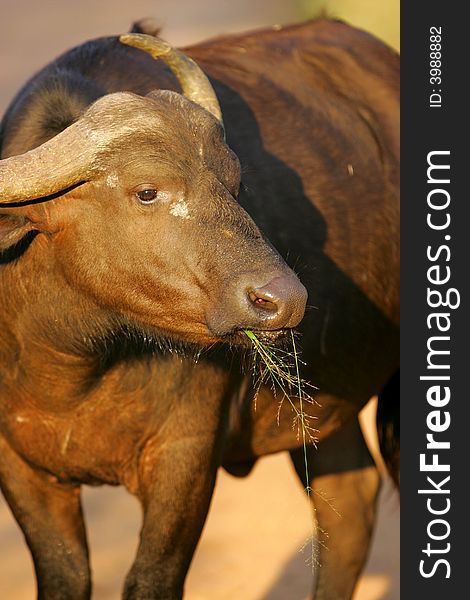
(0, 93, 148, 205)
(119, 33, 223, 127)
(0, 120, 98, 206)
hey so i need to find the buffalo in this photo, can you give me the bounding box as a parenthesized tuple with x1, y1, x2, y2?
(0, 18, 399, 600)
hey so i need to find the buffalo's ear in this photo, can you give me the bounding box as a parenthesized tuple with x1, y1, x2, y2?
(129, 18, 161, 37)
(0, 213, 37, 254)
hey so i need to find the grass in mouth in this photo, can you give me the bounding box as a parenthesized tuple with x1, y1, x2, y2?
(243, 328, 326, 567)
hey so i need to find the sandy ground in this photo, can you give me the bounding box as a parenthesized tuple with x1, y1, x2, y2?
(1, 2, 399, 597)
(0, 401, 399, 599)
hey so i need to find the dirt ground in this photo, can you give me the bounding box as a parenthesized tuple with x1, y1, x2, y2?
(0, 2, 399, 598)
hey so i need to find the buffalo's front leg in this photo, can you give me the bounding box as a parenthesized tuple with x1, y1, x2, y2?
(123, 363, 229, 600)
(290, 417, 380, 600)
(0, 436, 90, 600)
(123, 440, 218, 600)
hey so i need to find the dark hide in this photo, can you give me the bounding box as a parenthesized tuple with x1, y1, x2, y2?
(0, 19, 399, 600)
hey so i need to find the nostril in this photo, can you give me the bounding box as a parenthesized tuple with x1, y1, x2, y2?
(207, 273, 306, 337)
(247, 274, 307, 329)
(248, 290, 278, 312)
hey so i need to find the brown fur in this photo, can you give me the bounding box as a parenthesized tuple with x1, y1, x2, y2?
(0, 19, 399, 599)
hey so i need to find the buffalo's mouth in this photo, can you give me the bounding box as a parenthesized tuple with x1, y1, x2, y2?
(226, 327, 291, 348)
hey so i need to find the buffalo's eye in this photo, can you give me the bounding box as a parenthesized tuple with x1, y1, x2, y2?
(136, 189, 159, 204)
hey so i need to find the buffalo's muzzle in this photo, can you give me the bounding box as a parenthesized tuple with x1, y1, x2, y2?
(207, 272, 307, 337)
(247, 274, 307, 330)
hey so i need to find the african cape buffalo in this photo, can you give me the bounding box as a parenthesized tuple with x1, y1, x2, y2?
(0, 18, 399, 600)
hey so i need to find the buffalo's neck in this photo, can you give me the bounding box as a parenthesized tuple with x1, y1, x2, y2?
(1, 313, 193, 415)
(1, 261, 229, 414)
(0, 250, 240, 434)
(2, 322, 107, 413)
(1, 260, 116, 410)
